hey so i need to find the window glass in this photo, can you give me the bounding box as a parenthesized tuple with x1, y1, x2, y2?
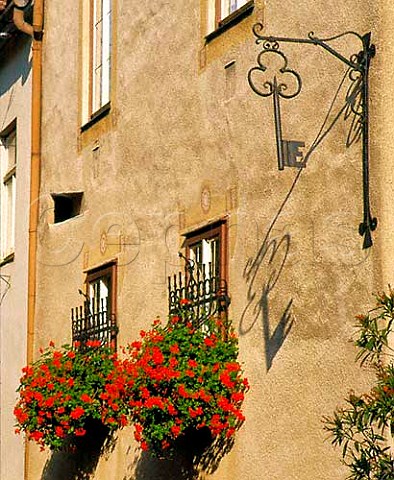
(88, 273, 110, 313)
(220, 0, 248, 19)
(189, 236, 220, 279)
(72, 263, 117, 349)
(0, 126, 16, 260)
(206, 0, 251, 33)
(82, 0, 112, 125)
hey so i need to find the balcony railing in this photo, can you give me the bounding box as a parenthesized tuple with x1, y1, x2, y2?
(168, 255, 230, 330)
(71, 298, 117, 349)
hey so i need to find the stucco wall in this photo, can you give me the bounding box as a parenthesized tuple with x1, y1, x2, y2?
(32, 0, 390, 479)
(0, 37, 32, 480)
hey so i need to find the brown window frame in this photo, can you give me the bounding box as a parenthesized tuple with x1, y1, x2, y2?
(83, 260, 117, 348)
(184, 220, 228, 284)
(85, 261, 117, 315)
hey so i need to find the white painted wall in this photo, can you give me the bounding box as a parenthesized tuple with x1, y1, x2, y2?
(0, 37, 32, 480)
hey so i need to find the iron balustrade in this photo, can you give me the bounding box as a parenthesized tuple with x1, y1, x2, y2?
(71, 297, 117, 349)
(168, 255, 230, 330)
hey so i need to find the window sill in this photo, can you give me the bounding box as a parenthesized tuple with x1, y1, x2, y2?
(50, 212, 84, 226)
(80, 102, 111, 133)
(205, 1, 255, 43)
(0, 252, 15, 267)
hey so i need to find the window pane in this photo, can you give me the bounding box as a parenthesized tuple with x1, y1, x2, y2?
(220, 0, 248, 19)
(101, 0, 111, 106)
(88, 273, 111, 343)
(89, 275, 110, 308)
(1, 128, 16, 259)
(189, 236, 220, 278)
(4, 130, 15, 170)
(7, 177, 15, 254)
(91, 0, 111, 113)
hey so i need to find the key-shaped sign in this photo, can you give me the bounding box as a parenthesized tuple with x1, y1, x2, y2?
(249, 45, 306, 169)
(248, 27, 377, 249)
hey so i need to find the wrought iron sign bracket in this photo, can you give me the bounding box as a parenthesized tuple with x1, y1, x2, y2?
(248, 24, 377, 249)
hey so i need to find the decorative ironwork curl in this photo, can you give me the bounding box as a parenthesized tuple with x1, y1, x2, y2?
(248, 50, 302, 100)
(248, 25, 377, 248)
(0, 274, 11, 305)
(71, 297, 118, 350)
(308, 30, 364, 45)
(252, 22, 264, 40)
(168, 253, 230, 330)
(262, 39, 279, 50)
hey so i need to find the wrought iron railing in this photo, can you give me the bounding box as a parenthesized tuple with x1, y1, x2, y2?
(71, 298, 117, 349)
(168, 254, 230, 330)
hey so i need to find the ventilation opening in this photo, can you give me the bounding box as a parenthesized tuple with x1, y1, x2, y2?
(52, 192, 83, 223)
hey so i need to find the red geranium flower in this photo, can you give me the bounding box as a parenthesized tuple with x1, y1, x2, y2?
(124, 313, 248, 457)
(70, 407, 85, 420)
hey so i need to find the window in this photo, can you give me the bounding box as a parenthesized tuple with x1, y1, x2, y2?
(186, 225, 223, 281)
(219, 0, 249, 20)
(87, 266, 113, 316)
(0, 125, 16, 262)
(183, 221, 229, 322)
(72, 262, 117, 348)
(207, 0, 253, 34)
(81, 0, 112, 126)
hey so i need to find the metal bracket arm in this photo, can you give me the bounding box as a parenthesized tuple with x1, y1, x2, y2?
(248, 24, 377, 249)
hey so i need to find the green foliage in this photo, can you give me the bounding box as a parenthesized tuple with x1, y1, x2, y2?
(324, 288, 394, 479)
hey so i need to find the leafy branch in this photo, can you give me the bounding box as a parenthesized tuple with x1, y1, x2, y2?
(324, 288, 394, 479)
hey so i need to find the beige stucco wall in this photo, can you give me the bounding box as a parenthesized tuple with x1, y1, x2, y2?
(31, 0, 394, 479)
(0, 37, 32, 480)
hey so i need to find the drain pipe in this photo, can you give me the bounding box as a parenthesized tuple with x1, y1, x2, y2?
(25, 0, 44, 477)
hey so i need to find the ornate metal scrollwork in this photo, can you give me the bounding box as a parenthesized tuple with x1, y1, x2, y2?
(168, 253, 230, 330)
(71, 298, 118, 349)
(248, 34, 304, 170)
(248, 24, 377, 249)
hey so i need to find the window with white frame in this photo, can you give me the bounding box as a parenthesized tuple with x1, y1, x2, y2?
(82, 0, 112, 125)
(0, 125, 16, 261)
(206, 0, 252, 34)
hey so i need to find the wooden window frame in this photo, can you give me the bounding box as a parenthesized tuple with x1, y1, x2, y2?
(85, 261, 117, 317)
(184, 220, 228, 283)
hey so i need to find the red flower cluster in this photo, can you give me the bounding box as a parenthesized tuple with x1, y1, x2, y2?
(122, 312, 249, 457)
(14, 342, 130, 450)
(14, 312, 249, 457)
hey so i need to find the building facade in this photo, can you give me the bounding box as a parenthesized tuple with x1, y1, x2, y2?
(0, 2, 33, 478)
(9, 0, 394, 479)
